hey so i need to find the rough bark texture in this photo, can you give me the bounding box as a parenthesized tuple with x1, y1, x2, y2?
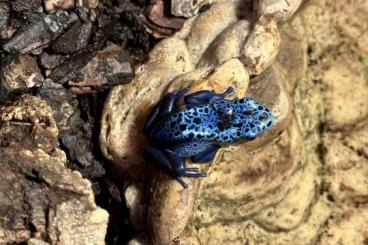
(0, 95, 108, 244)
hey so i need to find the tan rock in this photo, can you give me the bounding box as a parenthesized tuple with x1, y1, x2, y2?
(193, 116, 301, 226)
(331, 0, 368, 54)
(198, 20, 252, 68)
(253, 158, 317, 231)
(196, 195, 331, 244)
(185, 2, 239, 65)
(296, 1, 340, 58)
(319, 207, 368, 245)
(240, 17, 281, 75)
(254, 0, 303, 22)
(276, 24, 307, 86)
(322, 55, 368, 130)
(323, 121, 368, 204)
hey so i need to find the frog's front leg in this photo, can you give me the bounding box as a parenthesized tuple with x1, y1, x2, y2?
(184, 86, 235, 106)
(144, 145, 206, 188)
(143, 85, 191, 134)
(191, 144, 220, 163)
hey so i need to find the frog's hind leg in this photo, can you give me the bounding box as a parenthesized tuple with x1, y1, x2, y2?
(144, 145, 206, 188)
(191, 144, 220, 164)
(143, 85, 191, 134)
(144, 145, 188, 188)
(184, 86, 235, 106)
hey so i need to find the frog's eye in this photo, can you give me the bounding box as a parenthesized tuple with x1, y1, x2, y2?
(259, 112, 269, 122)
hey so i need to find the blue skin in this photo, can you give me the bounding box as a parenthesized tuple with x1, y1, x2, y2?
(143, 86, 273, 188)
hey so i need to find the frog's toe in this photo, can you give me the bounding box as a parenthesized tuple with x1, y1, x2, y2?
(176, 177, 188, 189)
(183, 172, 207, 178)
(185, 167, 200, 172)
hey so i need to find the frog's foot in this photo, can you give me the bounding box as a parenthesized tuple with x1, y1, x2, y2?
(144, 145, 206, 188)
(184, 86, 235, 106)
(191, 144, 220, 164)
(143, 85, 191, 134)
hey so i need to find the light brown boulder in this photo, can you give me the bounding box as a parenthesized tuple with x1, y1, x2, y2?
(100, 1, 297, 244)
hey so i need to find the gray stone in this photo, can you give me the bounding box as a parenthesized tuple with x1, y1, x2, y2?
(52, 20, 92, 54)
(3, 11, 78, 53)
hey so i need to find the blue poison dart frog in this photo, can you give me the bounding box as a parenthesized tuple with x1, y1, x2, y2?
(143, 86, 273, 188)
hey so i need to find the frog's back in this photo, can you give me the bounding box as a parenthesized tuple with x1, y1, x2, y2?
(152, 104, 217, 143)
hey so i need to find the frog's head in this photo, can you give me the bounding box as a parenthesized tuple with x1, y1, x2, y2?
(232, 97, 273, 141)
